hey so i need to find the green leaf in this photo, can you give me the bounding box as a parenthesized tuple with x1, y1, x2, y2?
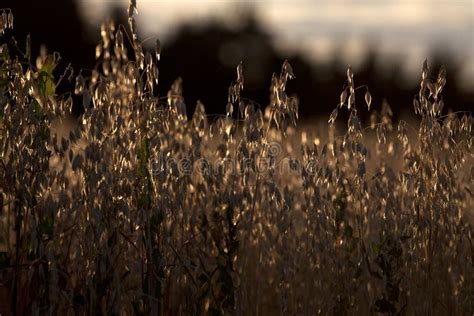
(0, 79, 8, 90)
(39, 215, 54, 239)
(344, 225, 353, 239)
(345, 237, 357, 253)
(32, 99, 43, 118)
(137, 137, 149, 178)
(0, 44, 9, 61)
(38, 56, 57, 97)
(371, 242, 381, 255)
(35, 125, 50, 144)
(138, 193, 151, 210)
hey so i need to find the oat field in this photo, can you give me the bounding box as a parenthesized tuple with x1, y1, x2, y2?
(0, 3, 473, 315)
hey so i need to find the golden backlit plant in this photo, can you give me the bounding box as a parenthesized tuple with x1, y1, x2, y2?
(0, 3, 473, 315)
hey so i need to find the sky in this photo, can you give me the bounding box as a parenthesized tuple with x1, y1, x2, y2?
(79, 0, 473, 87)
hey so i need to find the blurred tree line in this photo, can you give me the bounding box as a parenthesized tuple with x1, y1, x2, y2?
(3, 0, 472, 119)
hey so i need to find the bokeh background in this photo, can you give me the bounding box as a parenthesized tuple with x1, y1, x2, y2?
(3, 0, 473, 118)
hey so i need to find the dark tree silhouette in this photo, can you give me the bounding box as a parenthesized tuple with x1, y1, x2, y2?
(3, 0, 96, 71)
(146, 11, 472, 118)
(2, 1, 471, 117)
(151, 14, 281, 117)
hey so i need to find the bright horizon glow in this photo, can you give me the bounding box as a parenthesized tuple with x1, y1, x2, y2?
(79, 0, 474, 89)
